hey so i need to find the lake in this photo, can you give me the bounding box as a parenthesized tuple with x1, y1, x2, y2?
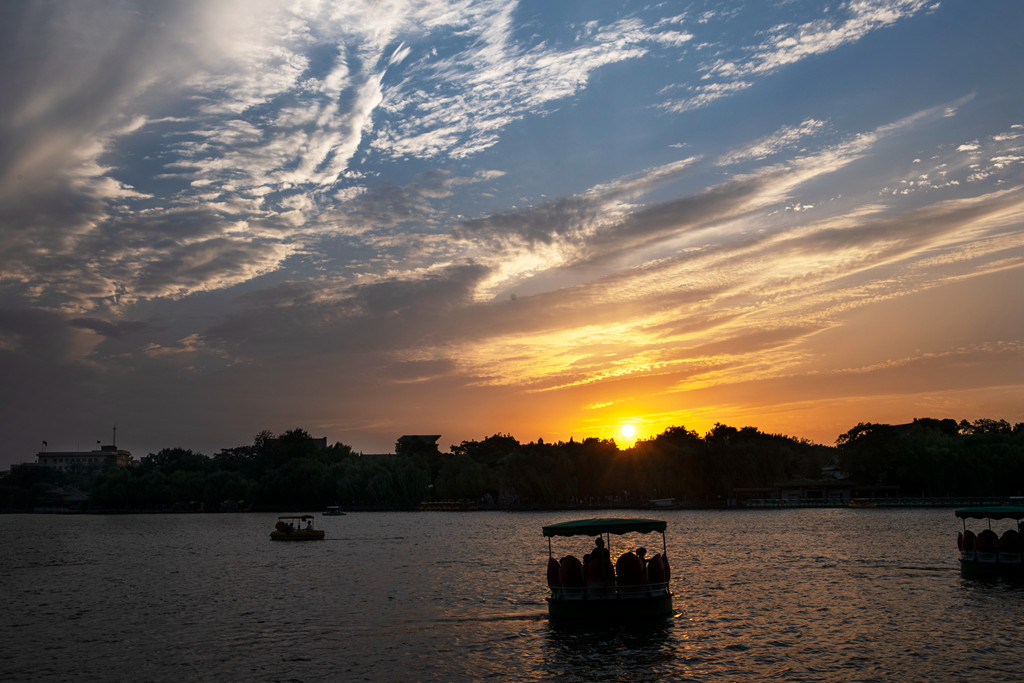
(2, 508, 1022, 681)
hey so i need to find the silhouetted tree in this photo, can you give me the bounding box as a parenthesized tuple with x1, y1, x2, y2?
(142, 447, 209, 474)
(450, 433, 520, 466)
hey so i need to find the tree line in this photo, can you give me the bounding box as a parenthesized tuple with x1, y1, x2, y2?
(836, 418, 1024, 497)
(2, 418, 1023, 511)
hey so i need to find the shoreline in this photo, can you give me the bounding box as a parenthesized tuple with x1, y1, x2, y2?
(7, 495, 1018, 515)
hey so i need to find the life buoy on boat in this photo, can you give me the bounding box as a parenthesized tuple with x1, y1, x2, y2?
(547, 557, 561, 586)
(999, 529, 1022, 553)
(647, 553, 668, 584)
(977, 529, 999, 553)
(585, 556, 615, 587)
(961, 530, 976, 560)
(975, 529, 999, 563)
(559, 555, 585, 587)
(615, 552, 645, 587)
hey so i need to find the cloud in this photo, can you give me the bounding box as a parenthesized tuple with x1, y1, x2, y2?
(70, 318, 153, 339)
(718, 119, 827, 165)
(1, 0, 1021, 462)
(661, 0, 932, 113)
(883, 123, 1024, 195)
(367, 108, 1024, 398)
(3, 1, 692, 320)
(375, 11, 689, 159)
(743, 0, 932, 76)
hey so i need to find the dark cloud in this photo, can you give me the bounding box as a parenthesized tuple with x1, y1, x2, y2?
(591, 176, 773, 254)
(232, 281, 319, 309)
(200, 263, 489, 355)
(0, 180, 111, 283)
(452, 160, 701, 249)
(383, 359, 458, 383)
(70, 317, 153, 339)
(132, 236, 286, 299)
(783, 190, 1023, 258)
(455, 195, 598, 246)
(0, 3, 177, 192)
(0, 306, 74, 361)
(347, 264, 486, 318)
(328, 182, 438, 232)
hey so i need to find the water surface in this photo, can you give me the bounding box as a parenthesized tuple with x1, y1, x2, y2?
(3, 509, 1021, 681)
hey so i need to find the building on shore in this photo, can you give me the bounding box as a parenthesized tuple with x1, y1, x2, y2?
(36, 444, 135, 472)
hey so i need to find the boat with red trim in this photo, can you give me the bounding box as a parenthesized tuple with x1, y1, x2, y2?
(543, 517, 673, 619)
(956, 506, 1024, 576)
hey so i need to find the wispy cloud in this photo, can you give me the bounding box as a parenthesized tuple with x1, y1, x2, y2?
(661, 0, 933, 113)
(718, 119, 827, 165)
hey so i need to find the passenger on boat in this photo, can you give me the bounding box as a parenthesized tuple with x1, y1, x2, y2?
(306, 520, 313, 531)
(591, 537, 611, 563)
(585, 539, 615, 597)
(559, 555, 586, 597)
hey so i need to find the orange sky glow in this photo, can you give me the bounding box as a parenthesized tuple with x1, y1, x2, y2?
(2, 2, 1023, 465)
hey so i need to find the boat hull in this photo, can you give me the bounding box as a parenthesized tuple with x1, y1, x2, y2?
(270, 530, 325, 541)
(547, 593, 673, 619)
(959, 558, 1024, 577)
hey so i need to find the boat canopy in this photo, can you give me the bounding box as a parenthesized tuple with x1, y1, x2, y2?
(543, 518, 667, 537)
(955, 506, 1024, 521)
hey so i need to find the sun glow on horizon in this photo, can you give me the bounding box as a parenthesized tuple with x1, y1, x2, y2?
(618, 423, 638, 447)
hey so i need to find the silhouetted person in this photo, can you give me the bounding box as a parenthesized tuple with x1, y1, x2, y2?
(586, 537, 615, 592)
(591, 537, 610, 563)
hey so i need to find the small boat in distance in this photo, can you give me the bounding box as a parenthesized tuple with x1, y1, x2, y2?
(270, 515, 325, 541)
(323, 506, 346, 516)
(956, 506, 1024, 576)
(543, 517, 673, 619)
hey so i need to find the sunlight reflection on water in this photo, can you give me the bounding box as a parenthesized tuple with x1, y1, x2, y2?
(2, 509, 1023, 681)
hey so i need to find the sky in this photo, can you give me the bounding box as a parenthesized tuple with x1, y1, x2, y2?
(2, 0, 1023, 467)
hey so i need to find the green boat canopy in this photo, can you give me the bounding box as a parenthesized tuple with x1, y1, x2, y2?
(543, 518, 667, 537)
(955, 506, 1024, 521)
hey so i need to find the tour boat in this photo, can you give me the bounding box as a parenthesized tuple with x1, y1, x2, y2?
(270, 515, 325, 541)
(323, 506, 346, 516)
(956, 506, 1024, 576)
(543, 517, 673, 619)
